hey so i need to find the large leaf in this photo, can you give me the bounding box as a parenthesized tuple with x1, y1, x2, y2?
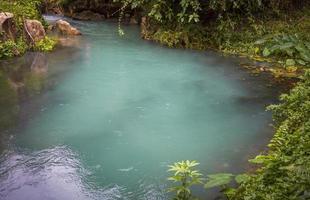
(204, 173, 233, 189)
(255, 38, 266, 45)
(286, 59, 296, 66)
(279, 42, 294, 50)
(295, 44, 308, 54)
(296, 59, 306, 66)
(300, 52, 310, 62)
(263, 47, 271, 57)
(249, 155, 272, 164)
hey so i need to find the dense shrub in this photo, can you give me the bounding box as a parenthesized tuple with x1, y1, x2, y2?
(34, 37, 57, 52)
(231, 71, 310, 199)
(0, 38, 27, 59)
(0, 0, 43, 28)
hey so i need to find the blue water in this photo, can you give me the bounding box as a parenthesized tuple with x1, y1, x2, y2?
(0, 18, 280, 199)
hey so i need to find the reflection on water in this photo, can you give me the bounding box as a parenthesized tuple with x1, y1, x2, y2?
(0, 72, 18, 133)
(0, 18, 287, 200)
(0, 146, 129, 200)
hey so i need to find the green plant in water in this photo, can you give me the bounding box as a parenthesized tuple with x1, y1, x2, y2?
(167, 160, 203, 200)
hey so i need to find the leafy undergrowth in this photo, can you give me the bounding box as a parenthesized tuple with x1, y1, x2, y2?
(148, 7, 310, 73)
(229, 70, 310, 200)
(34, 37, 57, 52)
(0, 0, 44, 28)
(0, 0, 57, 59)
(0, 38, 27, 59)
(167, 71, 310, 200)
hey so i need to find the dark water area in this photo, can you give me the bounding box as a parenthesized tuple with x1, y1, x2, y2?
(0, 16, 289, 199)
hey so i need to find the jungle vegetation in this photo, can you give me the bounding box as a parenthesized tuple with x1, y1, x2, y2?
(0, 0, 56, 59)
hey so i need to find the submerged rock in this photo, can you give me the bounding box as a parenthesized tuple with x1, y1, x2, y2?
(24, 19, 46, 44)
(71, 10, 105, 21)
(55, 20, 81, 35)
(0, 12, 17, 41)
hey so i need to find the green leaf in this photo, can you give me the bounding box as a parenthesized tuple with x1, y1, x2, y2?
(279, 42, 294, 50)
(254, 39, 266, 45)
(249, 155, 272, 164)
(263, 48, 271, 57)
(300, 52, 310, 62)
(296, 59, 306, 66)
(235, 174, 251, 184)
(204, 173, 233, 189)
(286, 59, 296, 66)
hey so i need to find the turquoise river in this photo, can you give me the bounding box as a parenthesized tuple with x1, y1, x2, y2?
(0, 16, 285, 199)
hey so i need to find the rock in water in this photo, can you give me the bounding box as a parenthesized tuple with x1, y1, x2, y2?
(0, 12, 17, 41)
(24, 19, 46, 44)
(55, 20, 81, 35)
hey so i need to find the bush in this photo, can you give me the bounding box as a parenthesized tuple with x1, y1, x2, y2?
(0, 0, 43, 29)
(34, 37, 57, 52)
(0, 38, 27, 59)
(231, 70, 310, 199)
(255, 34, 310, 67)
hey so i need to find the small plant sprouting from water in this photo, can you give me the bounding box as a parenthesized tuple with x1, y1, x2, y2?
(167, 160, 203, 200)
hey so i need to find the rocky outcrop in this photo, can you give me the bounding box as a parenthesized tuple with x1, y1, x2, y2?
(24, 19, 46, 44)
(55, 20, 81, 35)
(71, 10, 105, 21)
(0, 12, 17, 41)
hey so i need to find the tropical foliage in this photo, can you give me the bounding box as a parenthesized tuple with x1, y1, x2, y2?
(169, 70, 310, 199)
(230, 70, 310, 199)
(0, 0, 44, 28)
(0, 38, 26, 59)
(167, 160, 203, 200)
(0, 0, 57, 59)
(255, 34, 310, 67)
(34, 37, 57, 52)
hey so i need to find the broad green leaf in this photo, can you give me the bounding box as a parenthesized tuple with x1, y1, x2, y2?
(296, 59, 306, 66)
(249, 155, 272, 164)
(279, 42, 294, 50)
(254, 39, 266, 45)
(204, 173, 233, 189)
(263, 48, 271, 57)
(300, 52, 310, 62)
(286, 59, 296, 66)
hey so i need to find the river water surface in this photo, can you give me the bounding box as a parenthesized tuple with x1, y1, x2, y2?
(0, 17, 283, 199)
